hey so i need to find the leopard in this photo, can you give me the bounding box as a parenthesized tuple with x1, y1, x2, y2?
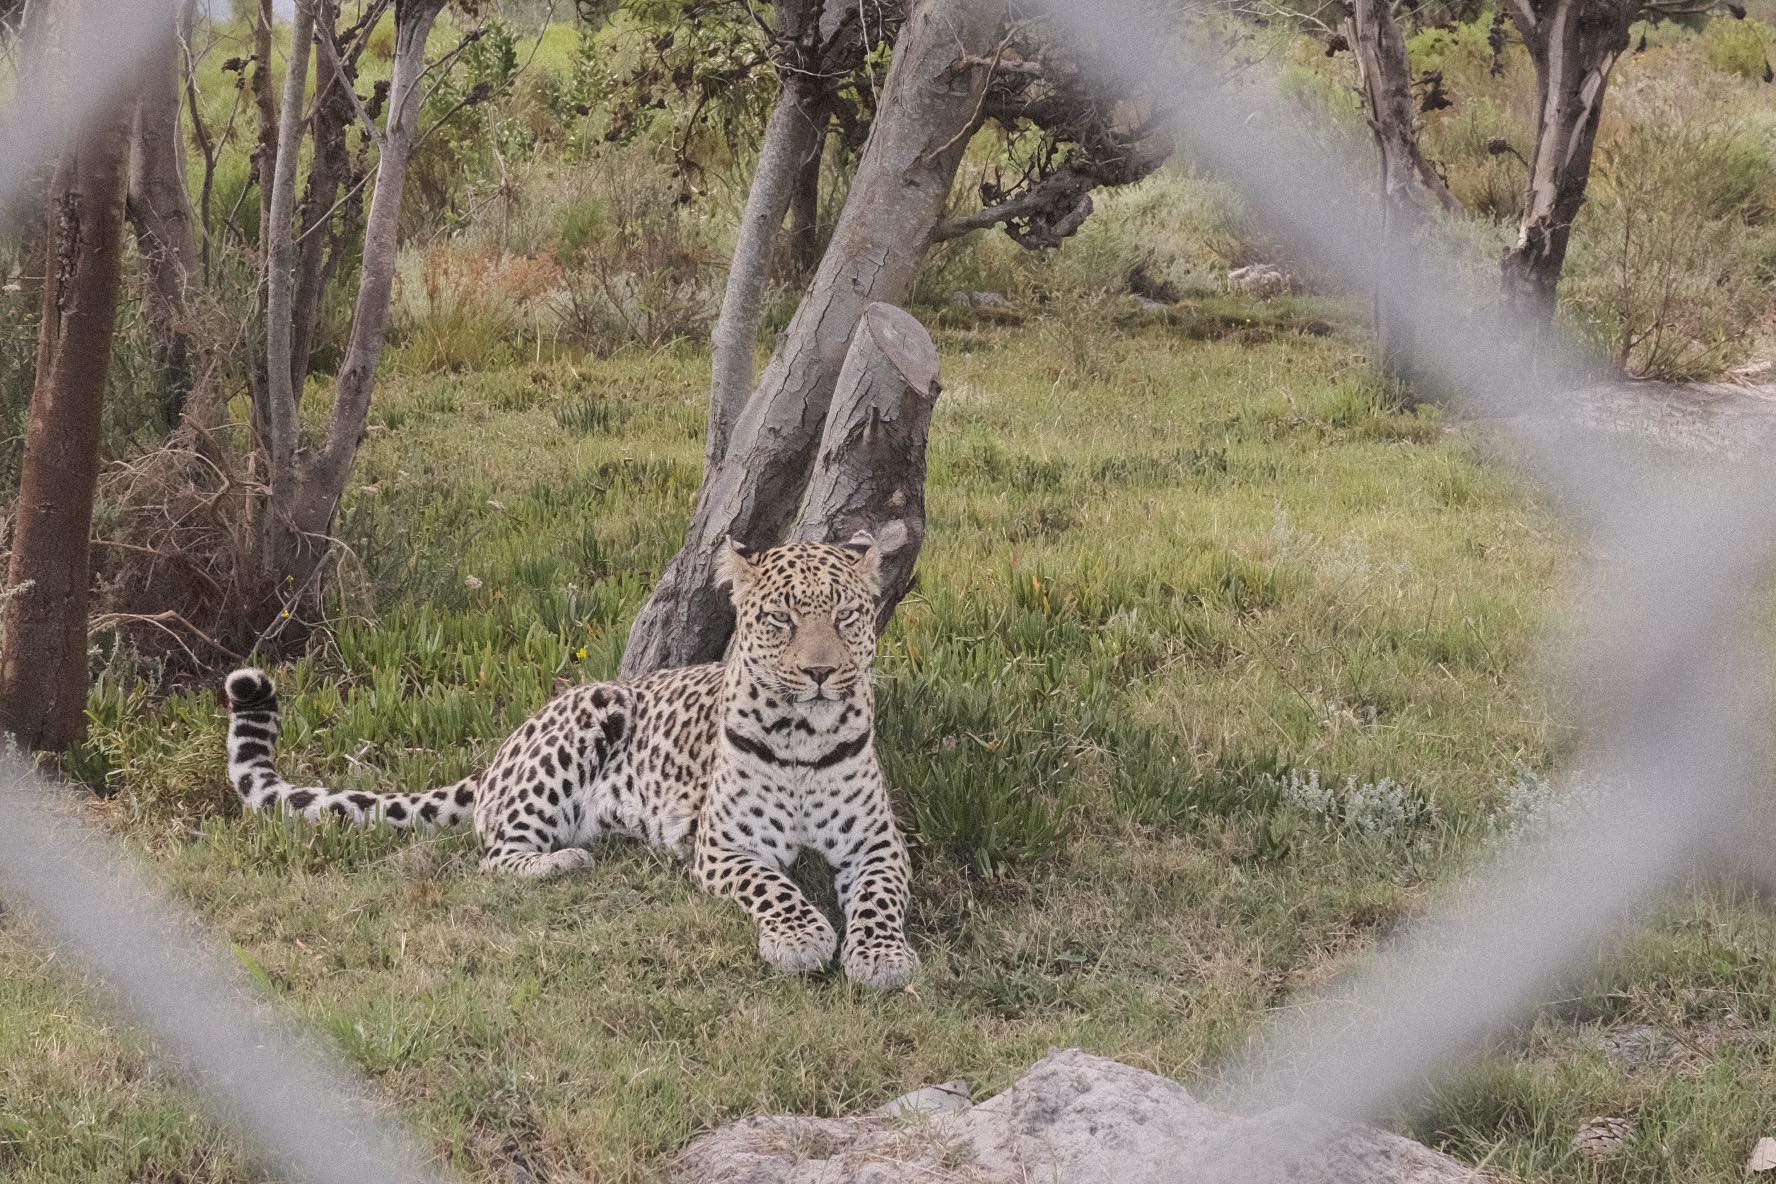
(222, 535, 920, 990)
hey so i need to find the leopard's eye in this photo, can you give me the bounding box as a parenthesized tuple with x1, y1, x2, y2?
(764, 609, 793, 629)
(835, 605, 864, 626)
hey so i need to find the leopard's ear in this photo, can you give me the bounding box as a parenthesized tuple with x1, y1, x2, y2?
(841, 522, 907, 588)
(718, 536, 762, 603)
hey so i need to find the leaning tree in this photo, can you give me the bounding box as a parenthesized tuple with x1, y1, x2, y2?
(0, 0, 134, 751)
(1495, 0, 1733, 335)
(621, 0, 1172, 676)
(1495, 0, 1645, 331)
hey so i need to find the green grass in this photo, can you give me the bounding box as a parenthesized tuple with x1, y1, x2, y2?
(6, 310, 1773, 1183)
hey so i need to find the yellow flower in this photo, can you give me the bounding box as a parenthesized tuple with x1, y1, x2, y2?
(279, 610, 291, 619)
(575, 647, 589, 660)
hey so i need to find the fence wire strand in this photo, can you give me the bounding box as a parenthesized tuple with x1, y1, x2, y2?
(0, 756, 457, 1184)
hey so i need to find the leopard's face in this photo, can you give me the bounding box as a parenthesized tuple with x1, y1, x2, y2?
(721, 539, 883, 704)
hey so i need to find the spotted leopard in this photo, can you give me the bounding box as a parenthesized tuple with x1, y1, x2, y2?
(223, 537, 919, 990)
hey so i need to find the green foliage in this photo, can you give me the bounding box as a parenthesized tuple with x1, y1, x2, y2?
(534, 25, 612, 126)
(1701, 17, 1771, 79)
(919, 171, 1270, 310)
(602, 0, 773, 153)
(0, 295, 35, 489)
(0, 286, 202, 484)
(411, 19, 534, 226)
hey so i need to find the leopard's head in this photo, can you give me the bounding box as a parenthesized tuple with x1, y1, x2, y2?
(719, 529, 900, 704)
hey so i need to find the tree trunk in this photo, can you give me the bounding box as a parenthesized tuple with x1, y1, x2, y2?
(251, 0, 278, 252)
(127, 2, 200, 428)
(1348, 0, 1461, 219)
(289, 0, 347, 393)
(243, 0, 278, 426)
(1499, 0, 1640, 334)
(1347, 0, 1459, 381)
(0, 81, 132, 753)
(259, 0, 446, 620)
(704, 0, 824, 470)
(257, 0, 315, 582)
(786, 135, 824, 280)
(621, 0, 1008, 677)
(704, 84, 826, 469)
(789, 303, 941, 634)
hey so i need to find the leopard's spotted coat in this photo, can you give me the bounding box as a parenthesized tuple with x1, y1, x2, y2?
(224, 539, 918, 989)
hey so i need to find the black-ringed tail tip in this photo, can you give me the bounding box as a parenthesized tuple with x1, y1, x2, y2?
(225, 667, 278, 712)
(223, 663, 478, 831)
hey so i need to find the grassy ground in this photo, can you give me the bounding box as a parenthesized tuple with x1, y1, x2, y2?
(5, 302, 1776, 1182)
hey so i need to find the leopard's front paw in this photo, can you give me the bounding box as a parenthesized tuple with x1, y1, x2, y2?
(758, 915, 838, 975)
(843, 939, 921, 991)
(535, 847, 594, 878)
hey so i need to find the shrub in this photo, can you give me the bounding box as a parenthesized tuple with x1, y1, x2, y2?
(1271, 767, 1440, 845)
(391, 246, 563, 373)
(0, 277, 221, 487)
(549, 155, 720, 354)
(1564, 109, 1776, 379)
(1431, 101, 1529, 222)
(915, 170, 1271, 309)
(1701, 17, 1771, 80)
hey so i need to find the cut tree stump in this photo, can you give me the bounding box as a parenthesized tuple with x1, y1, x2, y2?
(790, 302, 942, 633)
(617, 0, 1007, 678)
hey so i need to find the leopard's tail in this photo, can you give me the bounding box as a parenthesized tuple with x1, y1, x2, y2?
(224, 668, 476, 829)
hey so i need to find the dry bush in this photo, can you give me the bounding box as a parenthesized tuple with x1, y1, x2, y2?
(392, 244, 564, 372)
(89, 440, 264, 677)
(1563, 74, 1776, 380)
(550, 153, 720, 355)
(68, 243, 332, 681)
(390, 155, 720, 366)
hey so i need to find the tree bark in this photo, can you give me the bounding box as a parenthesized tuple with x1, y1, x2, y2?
(258, 0, 315, 581)
(1348, 0, 1461, 220)
(251, 0, 278, 254)
(704, 0, 825, 470)
(704, 84, 825, 469)
(259, 0, 446, 615)
(621, 0, 1008, 677)
(1499, 0, 1640, 334)
(1346, 0, 1463, 382)
(786, 135, 824, 279)
(0, 74, 132, 753)
(289, 0, 347, 393)
(789, 303, 941, 635)
(127, 1, 200, 428)
(244, 0, 279, 429)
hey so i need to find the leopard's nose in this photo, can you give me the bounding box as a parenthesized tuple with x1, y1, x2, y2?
(803, 665, 837, 686)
